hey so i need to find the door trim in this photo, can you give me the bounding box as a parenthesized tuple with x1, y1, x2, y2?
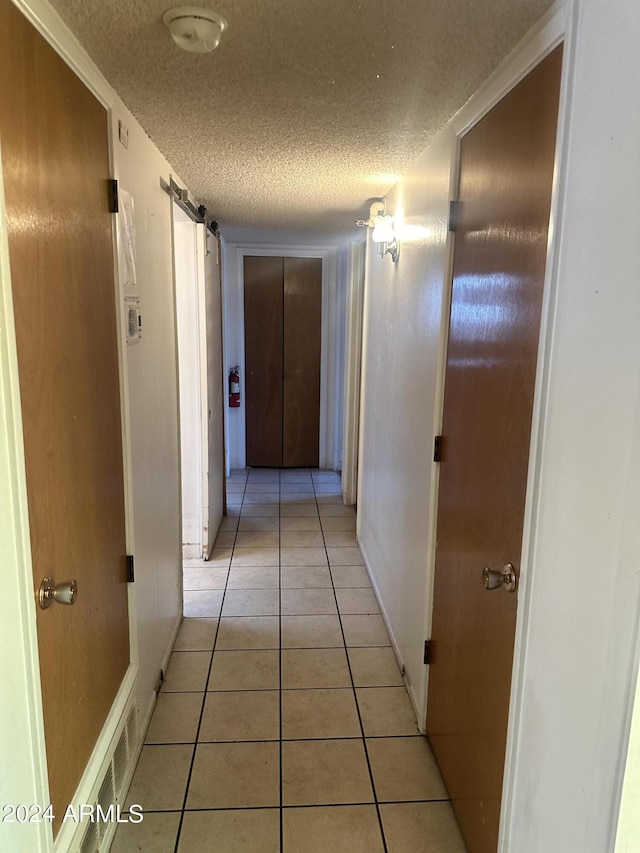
(418, 3, 574, 850)
(0, 137, 51, 852)
(224, 243, 342, 471)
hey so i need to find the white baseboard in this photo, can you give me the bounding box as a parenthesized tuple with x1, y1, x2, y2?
(358, 539, 426, 734)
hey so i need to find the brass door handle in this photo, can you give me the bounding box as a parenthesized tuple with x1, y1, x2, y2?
(482, 563, 516, 593)
(38, 577, 78, 609)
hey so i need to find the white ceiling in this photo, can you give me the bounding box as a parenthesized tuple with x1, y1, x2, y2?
(49, 0, 554, 244)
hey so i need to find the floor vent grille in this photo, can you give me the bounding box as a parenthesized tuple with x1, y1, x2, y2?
(75, 698, 139, 853)
(79, 819, 100, 853)
(113, 722, 129, 795)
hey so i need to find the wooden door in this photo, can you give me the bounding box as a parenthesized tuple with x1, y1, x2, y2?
(283, 257, 322, 467)
(426, 46, 563, 853)
(244, 256, 322, 468)
(0, 0, 129, 835)
(244, 255, 284, 467)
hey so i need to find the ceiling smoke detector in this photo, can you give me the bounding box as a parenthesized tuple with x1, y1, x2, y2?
(162, 6, 227, 53)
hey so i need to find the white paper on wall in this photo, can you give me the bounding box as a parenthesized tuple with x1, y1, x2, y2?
(118, 188, 137, 286)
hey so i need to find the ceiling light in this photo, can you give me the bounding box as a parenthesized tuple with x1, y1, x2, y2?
(162, 6, 227, 53)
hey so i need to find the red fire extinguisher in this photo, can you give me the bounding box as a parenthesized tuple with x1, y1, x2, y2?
(229, 366, 240, 408)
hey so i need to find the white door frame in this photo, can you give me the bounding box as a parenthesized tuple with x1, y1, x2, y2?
(222, 243, 343, 471)
(0, 138, 51, 853)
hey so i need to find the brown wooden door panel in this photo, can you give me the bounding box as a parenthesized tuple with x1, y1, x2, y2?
(426, 46, 563, 853)
(283, 257, 322, 468)
(244, 255, 284, 467)
(0, 0, 129, 834)
(244, 256, 321, 468)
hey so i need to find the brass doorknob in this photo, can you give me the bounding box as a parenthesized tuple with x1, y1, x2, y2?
(38, 577, 78, 609)
(482, 563, 517, 593)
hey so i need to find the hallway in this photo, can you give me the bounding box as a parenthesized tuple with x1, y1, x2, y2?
(111, 468, 466, 851)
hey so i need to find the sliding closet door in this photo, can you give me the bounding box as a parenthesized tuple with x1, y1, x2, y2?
(243, 256, 322, 468)
(244, 256, 284, 467)
(283, 257, 322, 467)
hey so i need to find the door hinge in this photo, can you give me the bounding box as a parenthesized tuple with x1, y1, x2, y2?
(448, 200, 460, 232)
(433, 435, 443, 463)
(424, 640, 432, 665)
(126, 554, 135, 583)
(108, 178, 119, 213)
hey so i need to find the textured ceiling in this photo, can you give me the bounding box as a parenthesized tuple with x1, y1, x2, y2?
(48, 0, 554, 244)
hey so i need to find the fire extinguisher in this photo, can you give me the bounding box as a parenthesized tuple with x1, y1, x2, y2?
(229, 366, 240, 408)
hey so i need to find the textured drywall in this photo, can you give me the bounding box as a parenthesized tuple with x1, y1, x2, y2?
(46, 0, 552, 243)
(357, 127, 451, 724)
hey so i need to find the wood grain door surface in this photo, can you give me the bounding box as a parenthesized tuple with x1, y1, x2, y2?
(426, 46, 563, 853)
(283, 257, 322, 468)
(244, 256, 321, 468)
(244, 256, 284, 467)
(0, 0, 129, 833)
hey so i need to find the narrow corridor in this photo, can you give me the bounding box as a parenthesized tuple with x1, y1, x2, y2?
(111, 468, 466, 852)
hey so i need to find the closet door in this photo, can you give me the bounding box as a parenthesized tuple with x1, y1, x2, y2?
(283, 257, 322, 467)
(244, 256, 284, 467)
(244, 256, 322, 468)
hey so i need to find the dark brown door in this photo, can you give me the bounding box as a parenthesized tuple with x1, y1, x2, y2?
(283, 257, 322, 467)
(244, 256, 322, 467)
(244, 256, 284, 466)
(0, 0, 129, 835)
(426, 46, 563, 853)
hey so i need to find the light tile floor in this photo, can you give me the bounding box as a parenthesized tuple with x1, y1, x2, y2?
(112, 468, 467, 852)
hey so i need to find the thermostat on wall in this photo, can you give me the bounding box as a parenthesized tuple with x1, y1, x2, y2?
(125, 297, 142, 345)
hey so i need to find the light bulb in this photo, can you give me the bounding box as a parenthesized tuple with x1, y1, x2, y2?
(371, 214, 395, 244)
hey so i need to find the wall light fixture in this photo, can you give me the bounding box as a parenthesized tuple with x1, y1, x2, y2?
(356, 199, 399, 262)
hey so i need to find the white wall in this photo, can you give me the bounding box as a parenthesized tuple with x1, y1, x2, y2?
(357, 0, 640, 849)
(222, 243, 346, 471)
(357, 126, 452, 719)
(113, 108, 183, 722)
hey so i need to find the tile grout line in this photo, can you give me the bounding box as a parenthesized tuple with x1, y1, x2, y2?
(171, 468, 248, 853)
(139, 795, 450, 816)
(313, 473, 390, 853)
